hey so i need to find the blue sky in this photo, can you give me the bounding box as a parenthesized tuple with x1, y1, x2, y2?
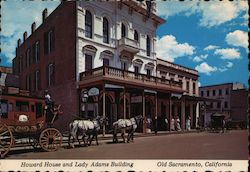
(1, 1, 249, 87)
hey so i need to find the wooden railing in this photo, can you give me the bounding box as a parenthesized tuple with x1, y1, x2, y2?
(80, 66, 183, 89)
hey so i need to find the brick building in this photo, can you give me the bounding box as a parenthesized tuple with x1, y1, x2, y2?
(199, 83, 247, 127)
(13, 1, 201, 132)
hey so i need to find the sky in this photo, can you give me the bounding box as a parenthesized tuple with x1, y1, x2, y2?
(1, 0, 249, 87)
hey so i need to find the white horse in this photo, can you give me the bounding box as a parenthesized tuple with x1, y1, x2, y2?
(113, 115, 143, 143)
(68, 116, 107, 148)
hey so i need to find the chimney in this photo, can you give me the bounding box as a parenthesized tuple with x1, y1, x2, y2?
(42, 8, 48, 23)
(23, 32, 27, 41)
(17, 39, 21, 47)
(31, 22, 36, 33)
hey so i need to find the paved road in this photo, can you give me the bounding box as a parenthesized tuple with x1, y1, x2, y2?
(6, 130, 248, 159)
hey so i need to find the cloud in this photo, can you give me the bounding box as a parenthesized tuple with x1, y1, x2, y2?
(156, 1, 248, 28)
(214, 48, 241, 60)
(156, 35, 195, 62)
(225, 30, 248, 51)
(195, 62, 217, 75)
(1, 0, 60, 65)
(192, 54, 208, 62)
(226, 62, 233, 68)
(204, 45, 220, 51)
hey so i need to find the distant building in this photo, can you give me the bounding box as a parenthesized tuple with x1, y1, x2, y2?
(0, 66, 19, 92)
(199, 83, 247, 127)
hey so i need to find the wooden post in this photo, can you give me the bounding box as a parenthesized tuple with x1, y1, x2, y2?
(103, 87, 106, 136)
(123, 87, 126, 119)
(169, 94, 172, 131)
(190, 102, 193, 128)
(181, 99, 186, 130)
(142, 90, 146, 133)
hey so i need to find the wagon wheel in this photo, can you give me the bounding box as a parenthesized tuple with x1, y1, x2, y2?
(39, 128, 62, 152)
(0, 123, 13, 158)
(28, 137, 39, 149)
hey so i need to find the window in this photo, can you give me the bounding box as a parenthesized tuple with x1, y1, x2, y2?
(0, 99, 8, 118)
(35, 41, 40, 62)
(19, 56, 22, 72)
(85, 54, 93, 71)
(121, 23, 126, 38)
(85, 10, 93, 38)
(210, 102, 213, 108)
(44, 29, 54, 54)
(217, 102, 221, 108)
(225, 88, 229, 95)
(103, 17, 109, 43)
(47, 63, 55, 87)
(146, 69, 151, 78)
(146, 35, 151, 56)
(134, 30, 139, 41)
(134, 66, 139, 79)
(103, 58, 109, 66)
(224, 101, 228, 108)
(121, 61, 127, 70)
(26, 48, 31, 67)
(193, 82, 196, 94)
(36, 103, 43, 118)
(35, 70, 40, 91)
(161, 76, 166, 82)
(207, 90, 210, 97)
(16, 101, 29, 112)
(213, 90, 216, 96)
(186, 81, 189, 91)
(201, 91, 204, 97)
(219, 89, 222, 96)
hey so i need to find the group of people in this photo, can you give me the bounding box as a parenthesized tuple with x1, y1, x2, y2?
(168, 115, 191, 131)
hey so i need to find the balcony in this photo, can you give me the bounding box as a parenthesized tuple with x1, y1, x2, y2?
(79, 66, 183, 93)
(118, 37, 140, 55)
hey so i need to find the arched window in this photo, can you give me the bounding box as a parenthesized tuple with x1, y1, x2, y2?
(146, 35, 151, 56)
(134, 30, 139, 42)
(103, 17, 109, 43)
(85, 10, 93, 38)
(121, 23, 126, 38)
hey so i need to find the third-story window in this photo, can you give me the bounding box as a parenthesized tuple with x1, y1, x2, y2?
(207, 90, 210, 97)
(85, 10, 93, 38)
(47, 63, 55, 87)
(134, 30, 139, 41)
(213, 90, 216, 96)
(35, 41, 40, 62)
(103, 17, 109, 44)
(121, 23, 126, 38)
(44, 29, 54, 54)
(225, 88, 229, 95)
(193, 82, 196, 94)
(219, 89, 222, 96)
(26, 48, 31, 67)
(186, 81, 189, 92)
(201, 91, 204, 97)
(146, 35, 151, 56)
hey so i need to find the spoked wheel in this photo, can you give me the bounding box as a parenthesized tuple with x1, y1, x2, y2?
(39, 128, 62, 152)
(0, 123, 13, 158)
(28, 137, 39, 149)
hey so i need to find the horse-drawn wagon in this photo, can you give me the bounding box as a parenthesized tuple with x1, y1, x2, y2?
(0, 93, 63, 158)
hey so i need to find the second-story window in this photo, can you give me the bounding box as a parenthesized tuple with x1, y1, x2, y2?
(26, 48, 31, 67)
(121, 61, 127, 70)
(103, 58, 109, 66)
(146, 35, 151, 56)
(47, 63, 55, 87)
(217, 102, 221, 108)
(193, 82, 196, 94)
(224, 101, 228, 108)
(35, 70, 40, 91)
(103, 17, 109, 44)
(186, 81, 189, 92)
(85, 54, 93, 71)
(207, 90, 210, 97)
(134, 30, 139, 42)
(121, 23, 126, 38)
(85, 10, 93, 38)
(146, 69, 151, 78)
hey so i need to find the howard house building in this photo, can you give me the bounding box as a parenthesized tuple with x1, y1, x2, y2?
(12, 1, 201, 133)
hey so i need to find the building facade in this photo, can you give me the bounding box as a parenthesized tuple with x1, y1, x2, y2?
(199, 83, 247, 127)
(13, 1, 200, 132)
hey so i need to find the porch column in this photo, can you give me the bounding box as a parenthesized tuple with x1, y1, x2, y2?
(123, 87, 126, 119)
(155, 93, 158, 118)
(181, 99, 186, 130)
(142, 90, 146, 133)
(102, 87, 106, 136)
(190, 102, 193, 128)
(195, 102, 200, 128)
(169, 95, 172, 131)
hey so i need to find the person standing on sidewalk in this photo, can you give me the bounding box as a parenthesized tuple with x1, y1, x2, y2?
(154, 116, 158, 135)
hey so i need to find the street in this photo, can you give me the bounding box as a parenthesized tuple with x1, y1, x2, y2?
(6, 130, 248, 159)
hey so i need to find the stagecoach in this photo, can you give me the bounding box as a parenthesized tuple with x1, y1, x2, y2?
(0, 93, 63, 158)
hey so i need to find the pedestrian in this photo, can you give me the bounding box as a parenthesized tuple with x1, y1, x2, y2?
(186, 116, 191, 131)
(222, 119, 226, 133)
(154, 116, 158, 135)
(170, 117, 175, 131)
(176, 116, 181, 131)
(165, 118, 168, 130)
(44, 90, 55, 122)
